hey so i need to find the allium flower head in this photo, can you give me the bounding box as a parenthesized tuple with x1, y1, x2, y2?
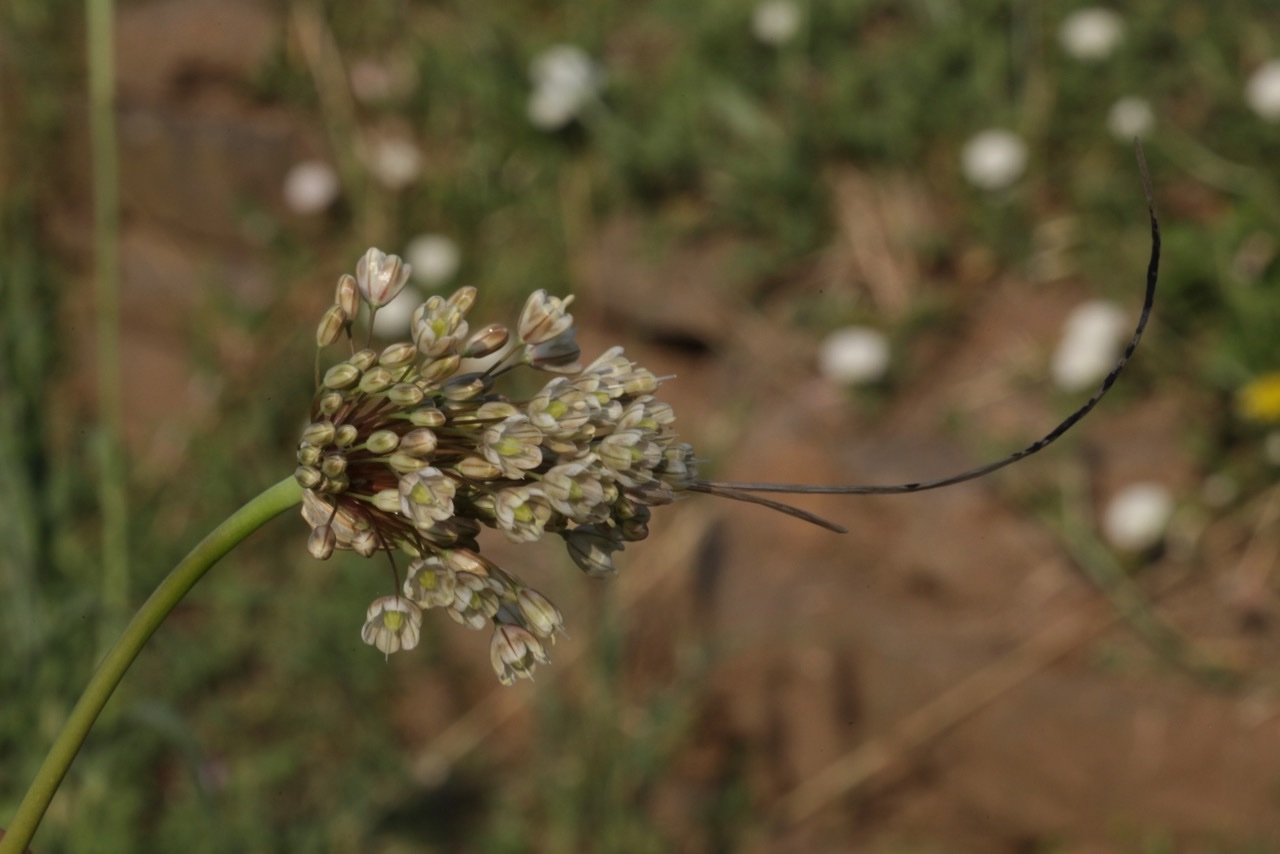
(297, 249, 700, 682)
(298, 212, 1159, 684)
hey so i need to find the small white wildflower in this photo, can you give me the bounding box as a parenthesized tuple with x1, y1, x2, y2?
(527, 44, 603, 131)
(360, 596, 423, 656)
(1107, 96, 1155, 140)
(1102, 482, 1174, 552)
(1050, 299, 1128, 391)
(405, 234, 461, 287)
(366, 134, 423, 190)
(752, 0, 802, 47)
(283, 160, 340, 215)
(1245, 60, 1280, 122)
(818, 326, 891, 386)
(1058, 8, 1124, 62)
(960, 129, 1028, 191)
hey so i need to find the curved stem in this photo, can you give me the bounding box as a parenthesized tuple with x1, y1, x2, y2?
(1, 476, 303, 854)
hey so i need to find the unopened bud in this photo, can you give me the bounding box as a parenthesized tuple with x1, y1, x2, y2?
(408, 405, 447, 427)
(301, 420, 336, 447)
(316, 305, 348, 347)
(455, 455, 503, 480)
(334, 424, 359, 447)
(323, 363, 361, 390)
(320, 454, 348, 479)
(419, 354, 461, 384)
(619, 519, 649, 541)
(308, 525, 336, 560)
(564, 524, 623, 578)
(441, 373, 488, 401)
(350, 348, 378, 372)
(335, 273, 360, 317)
(389, 452, 430, 474)
(387, 382, 425, 407)
(297, 444, 322, 467)
(372, 489, 401, 513)
(525, 329, 581, 373)
(398, 427, 438, 457)
(318, 391, 344, 416)
(366, 429, 401, 455)
(463, 323, 510, 358)
(447, 285, 478, 316)
(359, 366, 395, 394)
(379, 341, 417, 368)
(294, 465, 323, 489)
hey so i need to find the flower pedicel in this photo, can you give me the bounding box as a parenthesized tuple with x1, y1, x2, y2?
(298, 153, 1160, 686)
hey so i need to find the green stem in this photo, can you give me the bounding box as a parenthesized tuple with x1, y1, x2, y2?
(86, 0, 129, 654)
(0, 476, 303, 854)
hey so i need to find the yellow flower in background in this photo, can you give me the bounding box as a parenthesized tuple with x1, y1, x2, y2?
(1237, 372, 1280, 422)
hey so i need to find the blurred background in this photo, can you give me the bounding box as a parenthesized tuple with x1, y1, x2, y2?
(5, 0, 1280, 850)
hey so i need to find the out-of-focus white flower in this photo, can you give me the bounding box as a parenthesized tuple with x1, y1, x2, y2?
(1051, 299, 1128, 391)
(1103, 482, 1174, 551)
(1107, 96, 1155, 140)
(1059, 8, 1125, 61)
(365, 134, 423, 190)
(405, 234, 461, 287)
(527, 44, 604, 131)
(752, 0, 802, 46)
(283, 160, 340, 215)
(372, 284, 424, 338)
(960, 129, 1028, 191)
(1245, 60, 1280, 122)
(818, 326, 890, 385)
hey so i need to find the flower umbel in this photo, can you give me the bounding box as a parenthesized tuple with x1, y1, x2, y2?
(303, 191, 1158, 684)
(298, 264, 700, 683)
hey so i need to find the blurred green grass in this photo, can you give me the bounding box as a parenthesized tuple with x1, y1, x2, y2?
(5, 0, 1280, 850)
